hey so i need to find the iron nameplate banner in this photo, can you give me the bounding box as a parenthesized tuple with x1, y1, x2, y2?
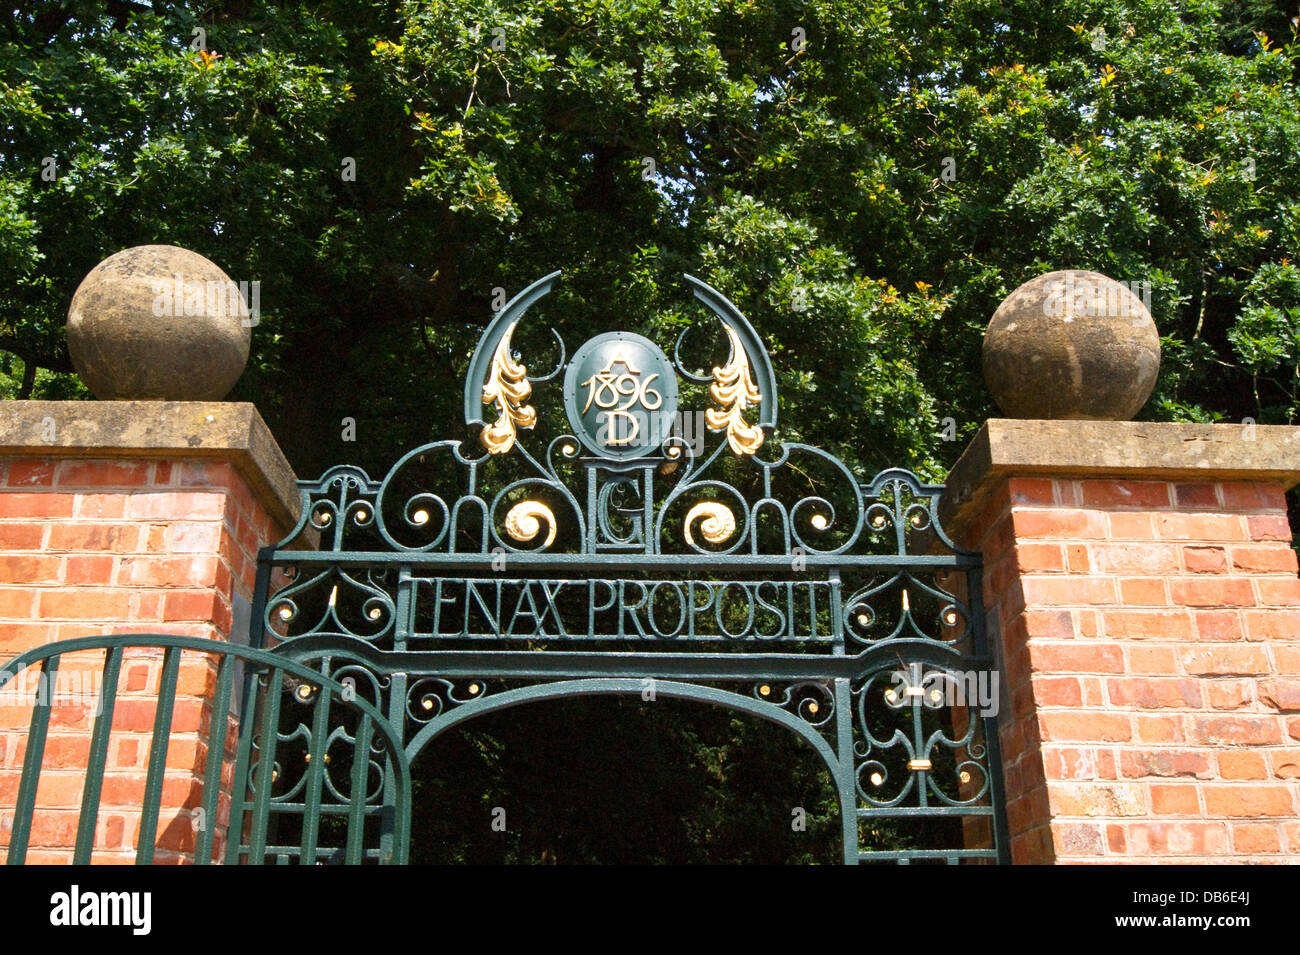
(407, 574, 839, 641)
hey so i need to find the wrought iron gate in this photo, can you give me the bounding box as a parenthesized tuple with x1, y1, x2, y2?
(0, 633, 411, 864)
(2, 272, 1008, 864)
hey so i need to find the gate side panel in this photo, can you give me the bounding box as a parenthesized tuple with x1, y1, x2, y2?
(0, 636, 409, 865)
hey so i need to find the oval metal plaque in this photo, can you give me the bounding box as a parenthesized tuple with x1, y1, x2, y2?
(562, 331, 678, 459)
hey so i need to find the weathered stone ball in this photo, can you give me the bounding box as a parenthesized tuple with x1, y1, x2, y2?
(983, 269, 1160, 420)
(67, 245, 252, 400)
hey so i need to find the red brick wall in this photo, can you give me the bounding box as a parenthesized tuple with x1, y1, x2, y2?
(964, 476, 1300, 863)
(0, 456, 286, 863)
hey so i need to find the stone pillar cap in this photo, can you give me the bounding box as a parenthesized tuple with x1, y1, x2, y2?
(941, 418, 1300, 535)
(0, 401, 300, 530)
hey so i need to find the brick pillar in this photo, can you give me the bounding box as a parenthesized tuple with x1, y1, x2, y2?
(942, 419, 1300, 863)
(0, 402, 299, 863)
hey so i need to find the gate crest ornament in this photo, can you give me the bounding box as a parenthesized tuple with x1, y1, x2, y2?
(562, 331, 678, 459)
(221, 271, 1008, 864)
(465, 271, 776, 463)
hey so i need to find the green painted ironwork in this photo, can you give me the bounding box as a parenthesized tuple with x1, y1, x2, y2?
(0, 272, 1008, 864)
(248, 272, 1009, 864)
(0, 634, 411, 865)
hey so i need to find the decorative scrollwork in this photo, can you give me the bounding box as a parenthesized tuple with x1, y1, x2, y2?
(683, 500, 736, 547)
(266, 568, 396, 640)
(504, 500, 557, 547)
(480, 321, 537, 454)
(843, 571, 971, 646)
(753, 680, 834, 727)
(852, 667, 993, 809)
(706, 323, 764, 455)
(245, 670, 390, 808)
(407, 677, 488, 722)
(861, 468, 971, 557)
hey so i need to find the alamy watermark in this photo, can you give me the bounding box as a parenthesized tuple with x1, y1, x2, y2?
(0, 668, 103, 714)
(887, 667, 1000, 718)
(49, 885, 150, 935)
(1041, 275, 1152, 322)
(151, 272, 260, 327)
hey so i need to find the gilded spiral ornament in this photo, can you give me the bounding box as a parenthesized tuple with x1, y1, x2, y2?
(684, 501, 736, 547)
(504, 500, 557, 547)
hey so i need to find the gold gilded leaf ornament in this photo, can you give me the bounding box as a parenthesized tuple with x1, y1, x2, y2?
(706, 324, 764, 455)
(479, 321, 537, 454)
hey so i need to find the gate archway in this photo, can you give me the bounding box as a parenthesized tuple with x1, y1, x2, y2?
(401, 689, 846, 864)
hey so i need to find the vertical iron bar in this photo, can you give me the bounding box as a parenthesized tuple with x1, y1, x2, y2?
(196, 652, 235, 864)
(585, 465, 597, 552)
(379, 672, 407, 864)
(223, 664, 264, 864)
(829, 567, 844, 656)
(834, 677, 858, 865)
(299, 661, 333, 864)
(394, 566, 413, 653)
(247, 548, 276, 652)
(223, 665, 266, 867)
(73, 646, 123, 864)
(641, 465, 654, 554)
(912, 664, 928, 809)
(379, 572, 414, 863)
(136, 646, 181, 863)
(389, 749, 411, 865)
(969, 565, 1011, 864)
(7, 656, 60, 865)
(344, 714, 374, 865)
(245, 666, 284, 864)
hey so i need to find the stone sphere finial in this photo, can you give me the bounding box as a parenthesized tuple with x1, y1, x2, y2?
(66, 245, 252, 400)
(982, 269, 1160, 420)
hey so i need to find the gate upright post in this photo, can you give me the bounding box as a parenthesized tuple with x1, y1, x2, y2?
(941, 419, 1300, 864)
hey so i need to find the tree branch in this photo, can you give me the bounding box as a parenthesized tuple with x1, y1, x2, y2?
(18, 357, 35, 399)
(0, 336, 77, 378)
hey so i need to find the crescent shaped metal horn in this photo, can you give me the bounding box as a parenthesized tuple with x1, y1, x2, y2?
(682, 273, 778, 430)
(463, 270, 562, 429)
